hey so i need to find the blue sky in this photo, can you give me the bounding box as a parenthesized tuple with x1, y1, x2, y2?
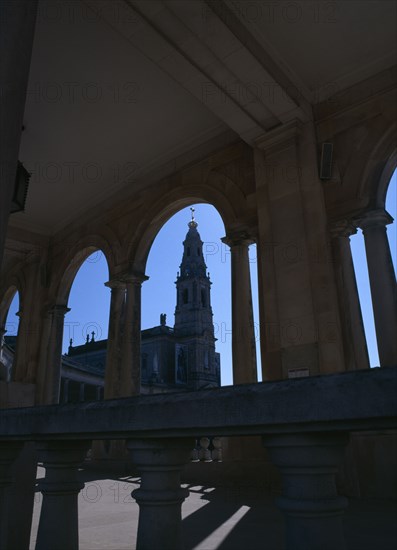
(350, 168, 397, 367)
(5, 169, 396, 385)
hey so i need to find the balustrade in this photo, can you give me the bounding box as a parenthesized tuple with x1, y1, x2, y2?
(0, 368, 395, 550)
(191, 436, 223, 462)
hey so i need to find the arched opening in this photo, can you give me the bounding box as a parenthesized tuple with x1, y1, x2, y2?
(249, 242, 262, 381)
(0, 288, 20, 381)
(351, 166, 397, 367)
(59, 250, 110, 403)
(141, 204, 230, 389)
(385, 167, 397, 266)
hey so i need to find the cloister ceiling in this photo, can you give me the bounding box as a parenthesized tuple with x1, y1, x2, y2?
(10, 0, 396, 235)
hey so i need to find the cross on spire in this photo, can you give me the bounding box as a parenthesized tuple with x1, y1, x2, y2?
(188, 206, 198, 228)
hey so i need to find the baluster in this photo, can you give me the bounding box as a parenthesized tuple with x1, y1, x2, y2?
(199, 437, 212, 462)
(35, 440, 90, 550)
(127, 438, 193, 550)
(212, 437, 223, 462)
(0, 442, 23, 549)
(191, 438, 200, 462)
(263, 432, 349, 550)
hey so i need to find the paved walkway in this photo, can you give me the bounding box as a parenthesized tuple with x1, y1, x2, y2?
(29, 468, 397, 550)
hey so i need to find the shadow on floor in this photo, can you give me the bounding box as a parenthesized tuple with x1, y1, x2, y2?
(181, 484, 284, 550)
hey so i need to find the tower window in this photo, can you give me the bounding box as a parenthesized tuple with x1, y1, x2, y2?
(197, 248, 200, 256)
(201, 289, 206, 307)
(187, 247, 190, 256)
(183, 288, 189, 304)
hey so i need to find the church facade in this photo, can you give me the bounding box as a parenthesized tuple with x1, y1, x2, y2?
(61, 212, 220, 401)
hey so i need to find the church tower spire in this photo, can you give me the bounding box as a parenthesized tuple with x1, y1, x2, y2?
(178, 207, 208, 282)
(174, 208, 220, 389)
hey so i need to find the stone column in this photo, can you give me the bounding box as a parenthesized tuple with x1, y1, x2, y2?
(43, 305, 70, 404)
(254, 122, 345, 378)
(0, 0, 38, 266)
(357, 210, 397, 367)
(104, 272, 147, 398)
(35, 441, 90, 550)
(0, 442, 23, 549)
(10, 309, 25, 381)
(127, 438, 193, 550)
(36, 310, 53, 404)
(104, 280, 125, 399)
(120, 274, 148, 396)
(263, 433, 349, 550)
(0, 326, 6, 378)
(330, 220, 370, 370)
(9, 268, 45, 385)
(222, 233, 257, 384)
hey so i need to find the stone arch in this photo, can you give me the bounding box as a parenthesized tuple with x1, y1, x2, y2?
(50, 234, 115, 306)
(355, 121, 397, 211)
(375, 148, 397, 210)
(0, 263, 26, 328)
(128, 174, 245, 273)
(0, 285, 21, 330)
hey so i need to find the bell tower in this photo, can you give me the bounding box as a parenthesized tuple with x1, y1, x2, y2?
(174, 208, 220, 389)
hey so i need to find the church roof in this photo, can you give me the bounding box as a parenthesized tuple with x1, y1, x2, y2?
(67, 338, 107, 356)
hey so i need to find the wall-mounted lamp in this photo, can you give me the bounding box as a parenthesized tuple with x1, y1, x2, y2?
(319, 143, 333, 180)
(10, 161, 30, 213)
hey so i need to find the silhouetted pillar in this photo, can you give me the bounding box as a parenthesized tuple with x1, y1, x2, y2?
(36, 441, 90, 550)
(9, 309, 23, 381)
(222, 233, 257, 384)
(330, 220, 370, 370)
(263, 433, 349, 550)
(0, 326, 7, 380)
(120, 274, 148, 396)
(127, 438, 193, 550)
(104, 279, 125, 399)
(0, 326, 5, 349)
(43, 305, 70, 404)
(104, 272, 148, 399)
(357, 210, 397, 367)
(0, 442, 23, 549)
(0, 0, 38, 266)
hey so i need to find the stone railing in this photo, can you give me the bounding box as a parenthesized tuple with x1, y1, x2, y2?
(191, 436, 222, 462)
(0, 367, 396, 550)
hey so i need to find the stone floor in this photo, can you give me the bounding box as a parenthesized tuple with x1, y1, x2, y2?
(29, 467, 397, 550)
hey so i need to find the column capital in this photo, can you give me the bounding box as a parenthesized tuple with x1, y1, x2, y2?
(48, 304, 70, 317)
(123, 272, 149, 285)
(105, 271, 149, 288)
(104, 278, 126, 290)
(255, 119, 303, 154)
(355, 209, 394, 231)
(329, 219, 357, 239)
(222, 230, 255, 248)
